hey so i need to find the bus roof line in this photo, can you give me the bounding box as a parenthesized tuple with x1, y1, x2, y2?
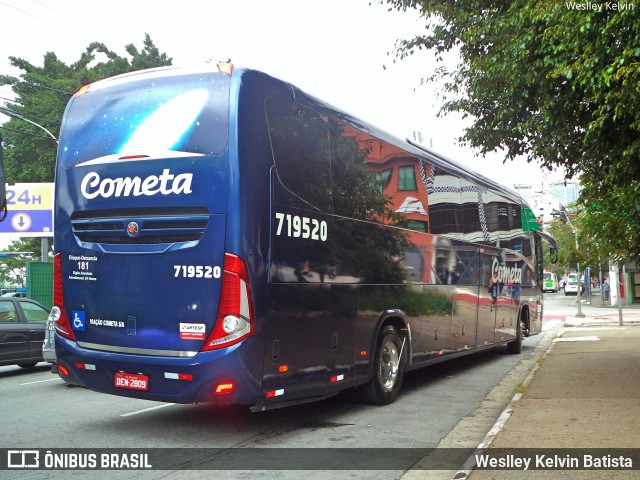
(405, 138, 523, 205)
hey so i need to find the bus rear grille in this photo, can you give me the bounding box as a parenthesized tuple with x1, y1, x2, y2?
(71, 216, 208, 245)
(75, 234, 203, 245)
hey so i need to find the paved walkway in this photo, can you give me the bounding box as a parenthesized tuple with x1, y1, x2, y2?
(400, 300, 640, 479)
(465, 302, 640, 479)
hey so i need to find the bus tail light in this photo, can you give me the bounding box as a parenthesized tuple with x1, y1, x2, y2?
(201, 253, 254, 351)
(52, 253, 76, 341)
(215, 382, 235, 394)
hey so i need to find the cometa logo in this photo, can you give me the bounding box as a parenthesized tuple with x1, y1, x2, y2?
(491, 257, 523, 284)
(80, 169, 193, 199)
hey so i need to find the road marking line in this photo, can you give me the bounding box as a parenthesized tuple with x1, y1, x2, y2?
(120, 403, 177, 417)
(20, 378, 62, 386)
(553, 336, 600, 342)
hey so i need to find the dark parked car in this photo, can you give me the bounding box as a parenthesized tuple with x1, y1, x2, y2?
(0, 298, 51, 368)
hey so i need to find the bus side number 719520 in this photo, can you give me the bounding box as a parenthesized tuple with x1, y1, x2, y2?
(275, 212, 327, 241)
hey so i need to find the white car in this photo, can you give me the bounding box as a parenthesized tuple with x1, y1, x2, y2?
(1, 291, 27, 298)
(564, 276, 580, 295)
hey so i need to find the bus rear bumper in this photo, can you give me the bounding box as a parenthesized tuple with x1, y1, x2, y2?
(55, 337, 263, 405)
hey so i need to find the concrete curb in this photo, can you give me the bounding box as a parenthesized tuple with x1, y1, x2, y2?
(449, 323, 563, 480)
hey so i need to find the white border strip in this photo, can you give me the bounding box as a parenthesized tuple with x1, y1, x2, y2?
(120, 403, 177, 417)
(451, 331, 559, 479)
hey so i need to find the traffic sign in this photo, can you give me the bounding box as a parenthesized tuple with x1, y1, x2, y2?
(0, 183, 53, 237)
(11, 212, 32, 231)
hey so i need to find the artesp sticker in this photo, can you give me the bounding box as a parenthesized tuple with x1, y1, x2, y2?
(179, 323, 206, 340)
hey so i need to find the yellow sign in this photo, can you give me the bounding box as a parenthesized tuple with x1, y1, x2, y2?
(0, 183, 54, 237)
(6, 183, 53, 211)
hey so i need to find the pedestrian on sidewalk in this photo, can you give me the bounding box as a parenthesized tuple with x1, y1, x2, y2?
(602, 279, 610, 302)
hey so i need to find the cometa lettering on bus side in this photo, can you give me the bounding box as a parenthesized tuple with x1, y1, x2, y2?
(80, 169, 193, 199)
(491, 257, 523, 284)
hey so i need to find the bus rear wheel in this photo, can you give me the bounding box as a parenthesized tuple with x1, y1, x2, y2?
(358, 326, 405, 405)
(507, 319, 525, 354)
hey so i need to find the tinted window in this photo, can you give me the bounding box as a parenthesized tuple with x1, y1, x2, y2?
(266, 95, 332, 212)
(267, 95, 398, 221)
(20, 302, 49, 324)
(0, 301, 18, 322)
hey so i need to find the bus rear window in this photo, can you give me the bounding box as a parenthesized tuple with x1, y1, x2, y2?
(58, 70, 230, 167)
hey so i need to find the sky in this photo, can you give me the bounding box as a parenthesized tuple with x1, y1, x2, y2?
(0, 0, 561, 190)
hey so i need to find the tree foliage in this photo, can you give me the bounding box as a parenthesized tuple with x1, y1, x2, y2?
(0, 34, 172, 183)
(547, 205, 609, 278)
(381, 0, 640, 262)
(0, 238, 42, 287)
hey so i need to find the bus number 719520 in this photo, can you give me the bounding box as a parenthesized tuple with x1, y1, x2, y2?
(275, 212, 327, 241)
(173, 265, 222, 279)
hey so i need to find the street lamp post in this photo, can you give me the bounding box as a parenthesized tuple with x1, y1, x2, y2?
(0, 107, 58, 143)
(547, 199, 585, 318)
(558, 212, 585, 318)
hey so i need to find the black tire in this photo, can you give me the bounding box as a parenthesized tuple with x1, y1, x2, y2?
(358, 326, 405, 405)
(18, 362, 37, 369)
(507, 318, 524, 354)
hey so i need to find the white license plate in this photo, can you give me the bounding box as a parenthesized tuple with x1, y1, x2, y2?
(114, 372, 149, 391)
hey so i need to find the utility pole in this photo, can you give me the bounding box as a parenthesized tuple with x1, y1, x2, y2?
(550, 202, 584, 317)
(561, 208, 584, 317)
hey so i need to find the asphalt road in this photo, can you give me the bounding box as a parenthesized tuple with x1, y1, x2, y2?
(0, 297, 574, 480)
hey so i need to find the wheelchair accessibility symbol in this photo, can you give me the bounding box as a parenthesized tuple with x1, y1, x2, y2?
(71, 310, 86, 331)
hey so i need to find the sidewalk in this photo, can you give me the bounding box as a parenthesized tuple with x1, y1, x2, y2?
(467, 302, 640, 479)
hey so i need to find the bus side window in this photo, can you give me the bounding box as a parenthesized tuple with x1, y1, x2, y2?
(534, 233, 544, 286)
(428, 169, 464, 236)
(266, 95, 332, 212)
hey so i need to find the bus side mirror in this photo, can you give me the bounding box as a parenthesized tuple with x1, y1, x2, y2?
(549, 246, 558, 264)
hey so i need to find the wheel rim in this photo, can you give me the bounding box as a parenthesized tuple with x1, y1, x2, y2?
(379, 339, 400, 391)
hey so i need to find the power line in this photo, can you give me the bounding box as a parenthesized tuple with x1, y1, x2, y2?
(0, 0, 63, 27)
(30, 0, 77, 21)
(0, 106, 57, 129)
(1, 76, 75, 96)
(0, 106, 58, 142)
(0, 124, 56, 141)
(12, 80, 74, 96)
(0, 96, 21, 105)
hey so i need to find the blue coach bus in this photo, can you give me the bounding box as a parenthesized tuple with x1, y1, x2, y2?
(52, 63, 557, 411)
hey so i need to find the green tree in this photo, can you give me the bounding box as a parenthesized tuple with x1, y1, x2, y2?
(381, 1, 640, 262)
(548, 205, 609, 279)
(0, 238, 41, 287)
(0, 34, 172, 183)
